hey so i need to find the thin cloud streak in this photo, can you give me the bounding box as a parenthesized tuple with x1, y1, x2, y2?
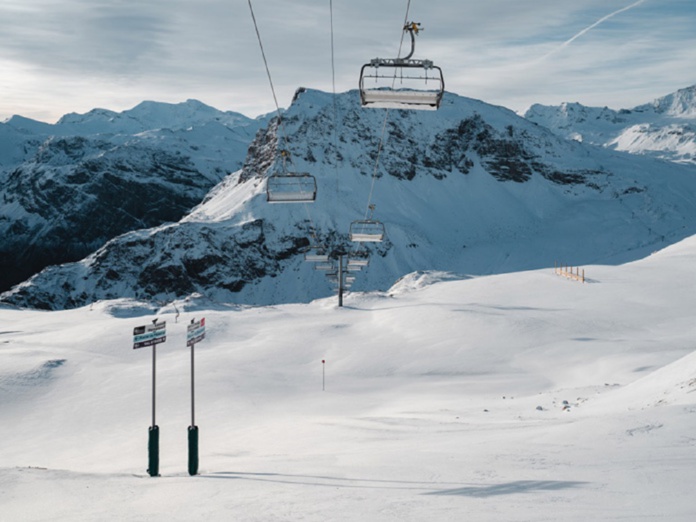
(538, 0, 648, 62)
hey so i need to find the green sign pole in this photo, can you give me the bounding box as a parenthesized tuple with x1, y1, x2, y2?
(188, 424, 199, 476)
(338, 254, 344, 307)
(133, 320, 166, 478)
(148, 343, 159, 477)
(186, 318, 205, 476)
(188, 338, 198, 476)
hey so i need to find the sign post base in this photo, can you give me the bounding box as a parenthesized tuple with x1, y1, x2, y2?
(188, 425, 199, 476)
(148, 425, 160, 477)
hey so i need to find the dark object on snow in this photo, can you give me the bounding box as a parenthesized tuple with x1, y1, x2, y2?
(188, 425, 199, 476)
(148, 425, 159, 477)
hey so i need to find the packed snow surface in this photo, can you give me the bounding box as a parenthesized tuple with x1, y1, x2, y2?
(1, 235, 695, 521)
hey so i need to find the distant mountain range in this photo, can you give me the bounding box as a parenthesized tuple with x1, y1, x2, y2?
(0, 100, 269, 292)
(524, 84, 696, 165)
(2, 86, 695, 310)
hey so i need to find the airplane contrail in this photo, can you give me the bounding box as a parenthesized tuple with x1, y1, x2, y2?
(539, 0, 647, 61)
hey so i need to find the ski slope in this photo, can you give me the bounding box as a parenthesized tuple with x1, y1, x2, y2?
(1, 235, 695, 521)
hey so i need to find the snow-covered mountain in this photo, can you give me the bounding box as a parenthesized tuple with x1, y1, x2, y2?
(524, 85, 696, 165)
(0, 100, 266, 292)
(4, 88, 696, 310)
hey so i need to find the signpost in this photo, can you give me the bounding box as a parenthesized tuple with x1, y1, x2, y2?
(186, 317, 206, 476)
(338, 255, 344, 307)
(133, 320, 167, 477)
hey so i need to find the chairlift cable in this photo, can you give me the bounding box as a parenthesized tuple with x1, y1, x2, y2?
(300, 0, 345, 256)
(330, 0, 341, 201)
(247, 0, 289, 151)
(249, 0, 321, 253)
(361, 0, 413, 220)
(346, 1, 413, 251)
(299, 0, 341, 251)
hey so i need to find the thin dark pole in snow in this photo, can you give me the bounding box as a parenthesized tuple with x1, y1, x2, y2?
(338, 254, 344, 307)
(322, 359, 325, 391)
(190, 342, 195, 427)
(148, 343, 159, 477)
(152, 345, 156, 427)
(134, 319, 164, 477)
(187, 318, 200, 476)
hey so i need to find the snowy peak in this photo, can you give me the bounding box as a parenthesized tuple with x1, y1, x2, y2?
(2, 114, 57, 134)
(524, 101, 628, 129)
(523, 85, 696, 164)
(55, 99, 255, 135)
(637, 84, 696, 118)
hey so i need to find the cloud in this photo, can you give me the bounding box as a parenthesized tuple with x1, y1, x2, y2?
(1, 0, 694, 121)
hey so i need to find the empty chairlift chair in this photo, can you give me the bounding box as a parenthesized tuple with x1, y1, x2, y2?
(266, 150, 317, 203)
(359, 22, 444, 111)
(304, 246, 330, 263)
(305, 252, 330, 263)
(349, 220, 385, 242)
(350, 204, 385, 242)
(347, 257, 369, 270)
(266, 173, 317, 203)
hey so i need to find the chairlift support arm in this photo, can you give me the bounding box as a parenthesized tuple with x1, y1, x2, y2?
(402, 22, 421, 61)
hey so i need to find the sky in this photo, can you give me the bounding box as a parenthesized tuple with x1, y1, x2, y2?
(1, 0, 695, 123)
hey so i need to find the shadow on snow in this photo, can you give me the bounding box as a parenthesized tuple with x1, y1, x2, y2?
(203, 471, 588, 496)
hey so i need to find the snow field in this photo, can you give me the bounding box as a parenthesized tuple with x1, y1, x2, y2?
(1, 236, 695, 520)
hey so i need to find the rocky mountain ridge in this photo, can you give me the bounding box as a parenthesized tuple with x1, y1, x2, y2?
(3, 88, 696, 310)
(0, 99, 266, 292)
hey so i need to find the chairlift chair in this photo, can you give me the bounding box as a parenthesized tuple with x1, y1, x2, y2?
(359, 22, 444, 111)
(347, 257, 369, 268)
(266, 173, 317, 203)
(266, 149, 317, 203)
(350, 220, 385, 242)
(305, 253, 330, 263)
(304, 247, 330, 263)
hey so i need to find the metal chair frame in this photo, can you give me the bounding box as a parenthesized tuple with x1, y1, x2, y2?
(266, 173, 317, 203)
(350, 220, 385, 242)
(359, 22, 444, 111)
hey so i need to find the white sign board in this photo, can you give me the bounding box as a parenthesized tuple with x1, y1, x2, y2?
(186, 318, 206, 347)
(133, 321, 167, 349)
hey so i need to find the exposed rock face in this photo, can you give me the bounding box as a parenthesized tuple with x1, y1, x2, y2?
(0, 100, 264, 292)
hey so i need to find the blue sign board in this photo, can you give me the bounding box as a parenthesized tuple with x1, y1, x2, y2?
(133, 321, 167, 349)
(186, 318, 206, 347)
